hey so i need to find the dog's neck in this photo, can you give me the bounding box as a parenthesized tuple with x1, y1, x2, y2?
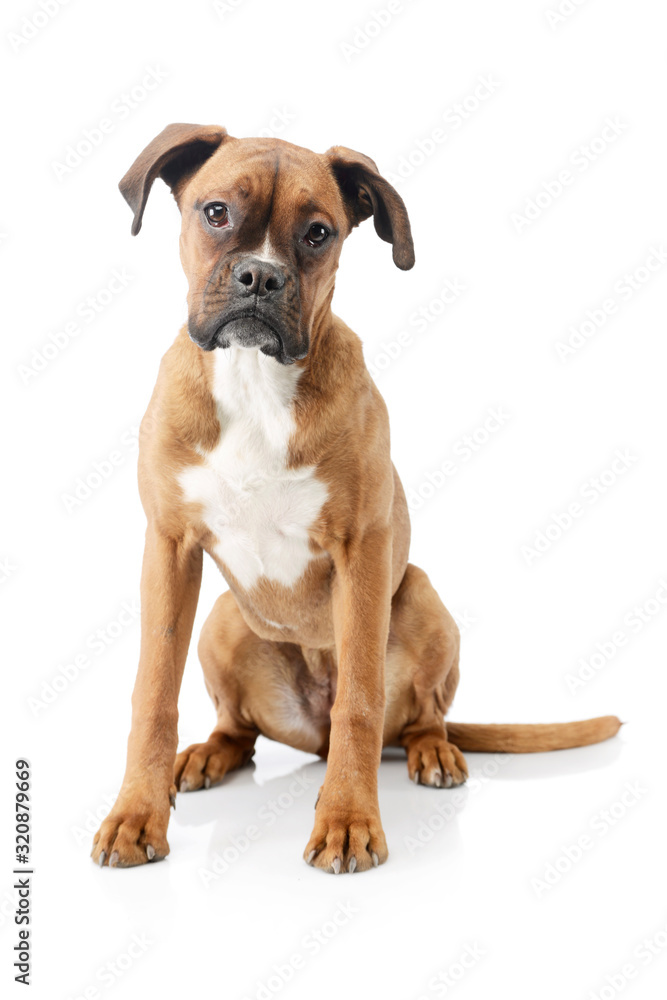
(210, 344, 302, 452)
(191, 299, 356, 465)
(205, 294, 338, 407)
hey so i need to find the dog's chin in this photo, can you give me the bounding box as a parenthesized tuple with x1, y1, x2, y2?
(216, 317, 283, 359)
(189, 315, 306, 365)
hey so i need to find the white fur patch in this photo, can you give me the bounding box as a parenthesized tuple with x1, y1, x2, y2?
(179, 348, 328, 591)
(254, 233, 280, 264)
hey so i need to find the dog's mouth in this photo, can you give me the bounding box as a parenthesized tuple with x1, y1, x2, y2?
(190, 310, 304, 365)
(217, 313, 283, 357)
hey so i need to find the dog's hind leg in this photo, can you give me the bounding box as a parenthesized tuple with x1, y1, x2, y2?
(174, 591, 332, 792)
(174, 591, 260, 792)
(384, 563, 468, 787)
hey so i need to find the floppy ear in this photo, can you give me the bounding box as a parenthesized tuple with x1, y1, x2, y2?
(119, 122, 229, 235)
(326, 145, 415, 270)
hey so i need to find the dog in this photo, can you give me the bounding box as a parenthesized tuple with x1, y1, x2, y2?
(91, 123, 621, 873)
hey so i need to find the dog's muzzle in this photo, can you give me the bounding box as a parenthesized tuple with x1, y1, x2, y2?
(188, 254, 307, 364)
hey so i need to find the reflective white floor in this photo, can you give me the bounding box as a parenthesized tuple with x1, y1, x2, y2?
(16, 719, 666, 1000)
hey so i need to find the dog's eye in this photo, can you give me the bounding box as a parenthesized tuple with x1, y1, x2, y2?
(304, 223, 330, 247)
(204, 203, 230, 228)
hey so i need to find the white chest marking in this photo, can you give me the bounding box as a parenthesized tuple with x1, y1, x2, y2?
(179, 348, 328, 591)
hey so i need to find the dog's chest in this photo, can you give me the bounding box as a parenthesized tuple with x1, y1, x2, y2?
(179, 350, 328, 591)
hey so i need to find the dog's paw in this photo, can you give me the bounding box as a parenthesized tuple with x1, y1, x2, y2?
(407, 735, 468, 787)
(173, 733, 254, 792)
(304, 797, 388, 874)
(91, 785, 174, 868)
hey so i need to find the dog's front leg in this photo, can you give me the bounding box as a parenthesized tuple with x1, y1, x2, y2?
(92, 524, 202, 867)
(304, 527, 392, 873)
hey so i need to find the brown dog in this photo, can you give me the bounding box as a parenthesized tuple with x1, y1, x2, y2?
(91, 124, 621, 873)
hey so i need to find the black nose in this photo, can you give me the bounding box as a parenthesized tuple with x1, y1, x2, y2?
(232, 257, 286, 298)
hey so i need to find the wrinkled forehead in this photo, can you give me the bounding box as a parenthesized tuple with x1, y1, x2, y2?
(184, 138, 345, 225)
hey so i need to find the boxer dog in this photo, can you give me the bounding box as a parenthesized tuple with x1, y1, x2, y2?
(92, 124, 620, 873)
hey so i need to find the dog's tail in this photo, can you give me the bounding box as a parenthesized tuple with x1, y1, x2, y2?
(446, 715, 622, 753)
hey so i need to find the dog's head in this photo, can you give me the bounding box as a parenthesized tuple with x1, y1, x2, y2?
(119, 123, 414, 364)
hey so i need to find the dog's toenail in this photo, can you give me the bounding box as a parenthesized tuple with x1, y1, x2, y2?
(169, 791, 176, 809)
(306, 849, 316, 864)
(204, 776, 211, 789)
(109, 851, 119, 867)
(444, 773, 453, 788)
(433, 772, 442, 787)
(371, 851, 379, 867)
(413, 772, 420, 784)
(180, 779, 189, 793)
(146, 845, 155, 860)
(332, 857, 341, 874)
(349, 857, 357, 873)
(98, 851, 106, 867)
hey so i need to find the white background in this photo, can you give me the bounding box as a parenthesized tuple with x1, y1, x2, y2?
(3, 1, 667, 998)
